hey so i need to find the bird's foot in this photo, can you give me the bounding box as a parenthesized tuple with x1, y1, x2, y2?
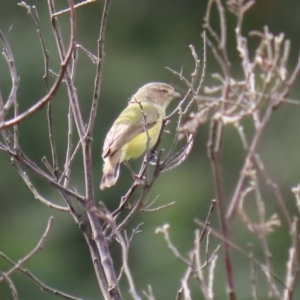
(149, 150, 158, 165)
(134, 176, 146, 186)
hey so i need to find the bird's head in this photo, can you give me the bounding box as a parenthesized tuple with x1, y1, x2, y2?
(132, 82, 181, 109)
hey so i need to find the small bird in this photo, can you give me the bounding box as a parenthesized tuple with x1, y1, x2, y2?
(100, 82, 181, 190)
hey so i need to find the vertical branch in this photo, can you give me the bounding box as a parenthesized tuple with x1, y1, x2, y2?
(47, 1, 121, 299)
(208, 116, 236, 300)
(84, 201, 122, 300)
(194, 230, 210, 299)
(0, 89, 4, 123)
(62, 51, 77, 188)
(106, 213, 141, 300)
(13, 89, 19, 150)
(47, 102, 59, 176)
(19, 3, 59, 175)
(87, 0, 112, 134)
(204, 16, 236, 299)
(0, 31, 19, 116)
(283, 218, 299, 300)
(82, 0, 111, 220)
(47, 0, 85, 139)
(252, 172, 280, 297)
(63, 102, 74, 188)
(83, 233, 112, 300)
(0, 30, 19, 150)
(81, 1, 121, 298)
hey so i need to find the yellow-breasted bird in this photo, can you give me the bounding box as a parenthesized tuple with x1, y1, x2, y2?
(100, 82, 181, 190)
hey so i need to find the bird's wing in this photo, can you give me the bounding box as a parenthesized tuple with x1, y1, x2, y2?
(102, 102, 161, 158)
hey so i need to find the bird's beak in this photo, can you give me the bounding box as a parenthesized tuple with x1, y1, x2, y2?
(172, 91, 181, 99)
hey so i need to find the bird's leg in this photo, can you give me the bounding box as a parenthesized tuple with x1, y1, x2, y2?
(124, 161, 145, 185)
(149, 150, 158, 165)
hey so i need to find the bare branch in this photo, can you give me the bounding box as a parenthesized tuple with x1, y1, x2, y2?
(0, 272, 19, 300)
(283, 218, 299, 300)
(155, 224, 190, 264)
(0, 217, 54, 281)
(0, 0, 76, 130)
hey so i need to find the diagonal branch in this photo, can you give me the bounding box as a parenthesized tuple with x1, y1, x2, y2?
(0, 0, 76, 130)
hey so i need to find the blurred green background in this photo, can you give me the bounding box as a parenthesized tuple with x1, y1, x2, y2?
(1, 0, 300, 299)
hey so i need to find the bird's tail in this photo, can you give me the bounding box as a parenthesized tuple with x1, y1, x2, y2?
(100, 158, 120, 190)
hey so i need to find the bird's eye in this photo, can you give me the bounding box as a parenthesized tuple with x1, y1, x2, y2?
(161, 89, 168, 94)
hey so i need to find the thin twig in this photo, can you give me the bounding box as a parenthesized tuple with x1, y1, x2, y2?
(14, 161, 69, 211)
(0, 2, 76, 130)
(0, 217, 54, 281)
(52, 0, 97, 17)
(0, 272, 19, 300)
(105, 212, 141, 300)
(195, 219, 286, 288)
(155, 224, 190, 264)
